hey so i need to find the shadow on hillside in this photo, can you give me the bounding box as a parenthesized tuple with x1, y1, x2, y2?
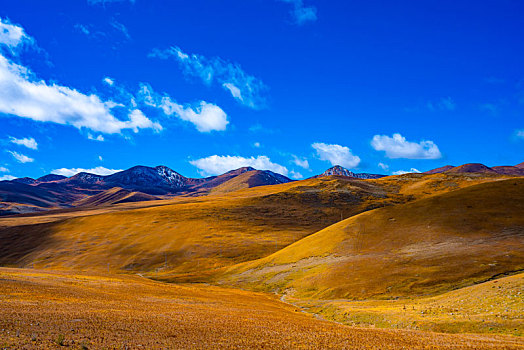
(0, 222, 56, 266)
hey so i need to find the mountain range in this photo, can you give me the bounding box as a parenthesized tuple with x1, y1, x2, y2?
(1, 162, 522, 216)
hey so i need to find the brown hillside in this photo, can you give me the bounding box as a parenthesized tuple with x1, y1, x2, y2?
(0, 173, 515, 281)
(74, 187, 158, 207)
(223, 178, 524, 300)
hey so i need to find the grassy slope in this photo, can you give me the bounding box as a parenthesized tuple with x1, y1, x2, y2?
(296, 273, 524, 337)
(222, 178, 524, 300)
(0, 173, 516, 284)
(3, 268, 522, 349)
(0, 176, 400, 279)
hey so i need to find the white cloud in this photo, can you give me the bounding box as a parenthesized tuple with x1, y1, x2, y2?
(150, 46, 267, 109)
(74, 24, 90, 36)
(312, 142, 361, 169)
(0, 175, 15, 181)
(8, 151, 34, 163)
(0, 18, 33, 51)
(88, 133, 105, 141)
(517, 130, 524, 139)
(378, 162, 389, 171)
(371, 133, 442, 159)
(9, 136, 37, 150)
(253, 142, 261, 148)
(139, 84, 228, 132)
(103, 77, 114, 86)
(290, 170, 303, 179)
(51, 166, 122, 177)
(292, 155, 309, 169)
(392, 168, 421, 175)
(110, 19, 130, 40)
(98, 155, 103, 161)
(0, 166, 9, 172)
(161, 99, 228, 132)
(0, 18, 161, 136)
(279, 0, 317, 24)
(190, 155, 288, 176)
(0, 53, 162, 134)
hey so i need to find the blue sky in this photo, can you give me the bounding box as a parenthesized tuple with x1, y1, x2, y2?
(0, 0, 523, 180)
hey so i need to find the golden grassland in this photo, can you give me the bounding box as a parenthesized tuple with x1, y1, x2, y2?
(222, 178, 524, 299)
(0, 173, 509, 279)
(0, 173, 523, 346)
(1, 268, 523, 349)
(291, 273, 524, 337)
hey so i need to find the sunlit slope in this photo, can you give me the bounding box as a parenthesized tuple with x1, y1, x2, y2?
(223, 178, 524, 299)
(73, 187, 158, 207)
(2, 268, 521, 349)
(0, 177, 402, 278)
(299, 273, 524, 336)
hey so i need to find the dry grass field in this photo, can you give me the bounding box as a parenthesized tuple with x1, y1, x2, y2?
(1, 268, 523, 349)
(292, 273, 524, 337)
(0, 173, 523, 348)
(222, 178, 524, 300)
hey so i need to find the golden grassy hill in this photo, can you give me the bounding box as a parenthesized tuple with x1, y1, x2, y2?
(296, 272, 524, 336)
(2, 268, 522, 349)
(222, 178, 524, 299)
(0, 173, 515, 283)
(0, 176, 396, 279)
(73, 187, 158, 207)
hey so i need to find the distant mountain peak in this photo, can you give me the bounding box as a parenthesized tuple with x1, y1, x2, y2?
(318, 165, 385, 179)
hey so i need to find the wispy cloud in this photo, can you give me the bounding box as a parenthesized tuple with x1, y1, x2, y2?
(138, 84, 229, 132)
(392, 168, 421, 175)
(371, 133, 442, 159)
(312, 142, 360, 169)
(0, 17, 34, 53)
(110, 19, 131, 40)
(190, 155, 288, 176)
(8, 151, 34, 163)
(150, 46, 268, 109)
(292, 155, 309, 169)
(103, 77, 114, 86)
(88, 133, 105, 142)
(427, 97, 456, 111)
(290, 170, 303, 179)
(9, 136, 38, 150)
(51, 166, 122, 177)
(516, 129, 524, 139)
(0, 167, 9, 172)
(248, 123, 277, 134)
(279, 0, 317, 25)
(378, 162, 389, 171)
(0, 175, 16, 181)
(74, 24, 91, 36)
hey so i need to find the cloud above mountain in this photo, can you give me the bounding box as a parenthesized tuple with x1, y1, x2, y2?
(51, 166, 122, 177)
(312, 142, 361, 169)
(190, 155, 288, 176)
(371, 133, 442, 159)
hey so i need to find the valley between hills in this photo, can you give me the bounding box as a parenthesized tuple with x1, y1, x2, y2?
(0, 162, 523, 349)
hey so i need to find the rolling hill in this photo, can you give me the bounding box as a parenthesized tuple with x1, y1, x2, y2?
(222, 178, 524, 299)
(73, 187, 159, 207)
